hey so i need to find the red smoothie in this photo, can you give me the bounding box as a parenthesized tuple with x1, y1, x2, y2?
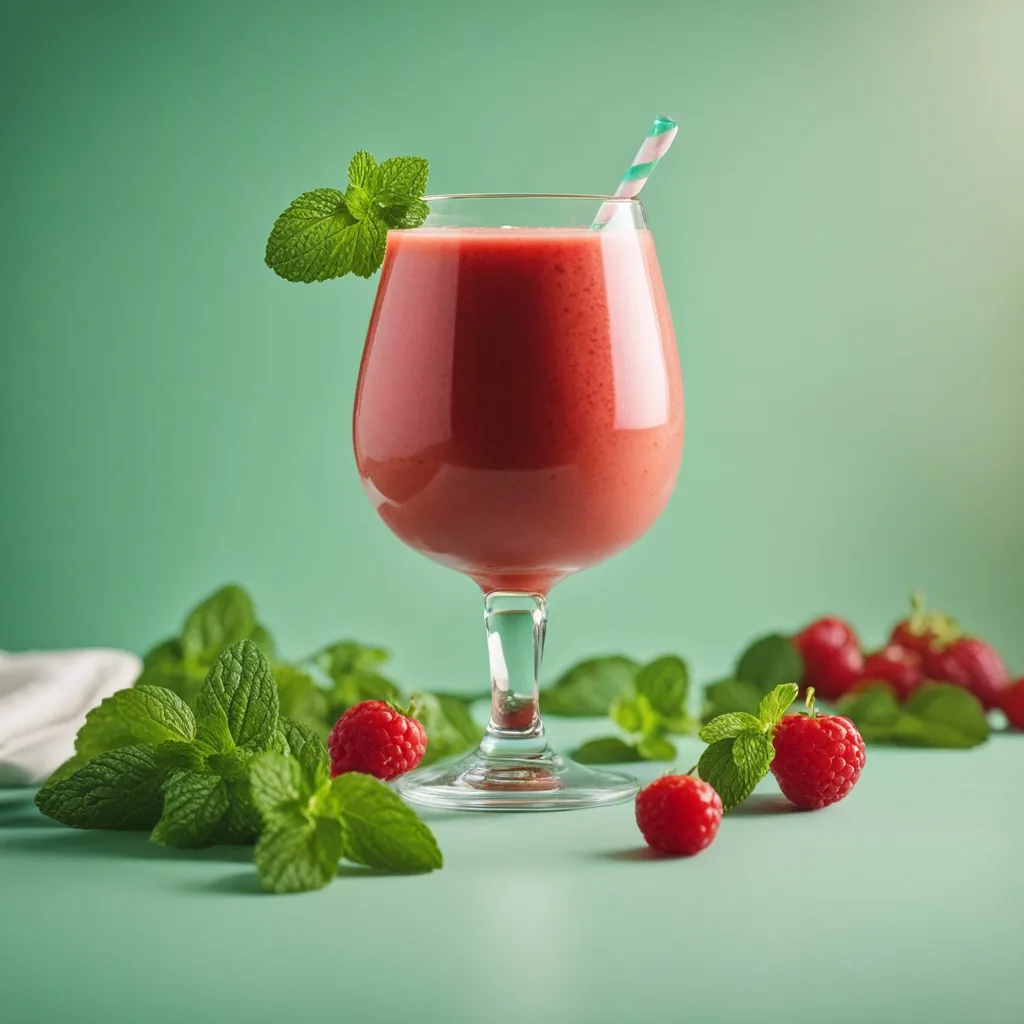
(353, 226, 683, 594)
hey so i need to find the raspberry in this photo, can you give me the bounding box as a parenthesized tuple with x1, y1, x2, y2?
(1001, 679, 1024, 731)
(328, 700, 427, 781)
(771, 700, 866, 810)
(792, 617, 864, 701)
(635, 774, 723, 855)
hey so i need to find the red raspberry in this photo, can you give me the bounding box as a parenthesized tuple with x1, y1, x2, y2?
(328, 700, 427, 781)
(635, 774, 723, 856)
(1001, 679, 1024, 730)
(771, 699, 866, 810)
(923, 638, 1009, 711)
(792, 617, 863, 701)
(860, 644, 924, 702)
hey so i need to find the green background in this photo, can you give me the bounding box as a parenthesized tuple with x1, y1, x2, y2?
(2, 2, 1024, 1022)
(1, 0, 1022, 683)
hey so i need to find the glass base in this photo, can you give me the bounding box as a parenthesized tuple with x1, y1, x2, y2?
(395, 745, 639, 811)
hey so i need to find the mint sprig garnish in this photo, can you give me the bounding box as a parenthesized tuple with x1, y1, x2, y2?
(250, 752, 441, 893)
(264, 151, 430, 283)
(696, 682, 799, 811)
(568, 655, 698, 764)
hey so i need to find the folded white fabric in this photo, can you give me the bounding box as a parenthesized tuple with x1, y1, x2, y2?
(0, 649, 142, 787)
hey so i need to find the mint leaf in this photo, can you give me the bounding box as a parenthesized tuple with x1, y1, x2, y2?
(194, 640, 279, 754)
(541, 656, 638, 716)
(736, 634, 804, 693)
(314, 640, 390, 679)
(836, 685, 903, 743)
(697, 738, 758, 812)
(415, 693, 482, 767)
(274, 664, 330, 736)
(333, 773, 442, 873)
(348, 150, 377, 189)
(758, 683, 799, 728)
(698, 711, 763, 744)
(635, 656, 689, 717)
(275, 718, 330, 786)
(210, 779, 261, 845)
(181, 585, 257, 664)
(731, 729, 775, 787)
(76, 685, 195, 759)
(329, 670, 402, 716)
(636, 736, 677, 761)
(250, 623, 277, 660)
(265, 152, 430, 283)
(151, 771, 229, 848)
(376, 156, 429, 198)
(702, 679, 764, 721)
(35, 746, 165, 830)
(255, 815, 344, 894)
(155, 739, 210, 772)
(264, 188, 358, 283)
(610, 694, 660, 738)
(898, 684, 989, 748)
(135, 639, 208, 706)
(571, 737, 642, 763)
(45, 753, 90, 785)
(249, 752, 309, 822)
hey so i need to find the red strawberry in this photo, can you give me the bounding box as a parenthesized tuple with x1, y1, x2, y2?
(770, 691, 866, 810)
(635, 774, 723, 856)
(860, 644, 925, 702)
(792, 617, 863, 702)
(1001, 679, 1024, 730)
(888, 591, 959, 658)
(924, 638, 1009, 711)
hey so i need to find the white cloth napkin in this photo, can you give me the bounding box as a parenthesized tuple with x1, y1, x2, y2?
(0, 649, 142, 786)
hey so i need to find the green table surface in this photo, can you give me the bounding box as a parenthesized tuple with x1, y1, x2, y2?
(2, 718, 1021, 1024)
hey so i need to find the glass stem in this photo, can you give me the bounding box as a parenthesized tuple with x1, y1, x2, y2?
(480, 592, 548, 757)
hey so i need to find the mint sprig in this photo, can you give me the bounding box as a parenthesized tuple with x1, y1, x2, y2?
(836, 682, 989, 748)
(250, 753, 442, 893)
(696, 682, 798, 810)
(570, 655, 697, 764)
(36, 636, 446, 895)
(264, 152, 430, 283)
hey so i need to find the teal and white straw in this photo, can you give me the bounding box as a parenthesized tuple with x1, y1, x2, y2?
(593, 114, 678, 226)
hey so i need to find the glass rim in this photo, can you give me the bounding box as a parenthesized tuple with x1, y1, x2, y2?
(423, 192, 643, 204)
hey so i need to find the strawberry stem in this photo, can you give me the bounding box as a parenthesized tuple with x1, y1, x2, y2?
(805, 687, 817, 718)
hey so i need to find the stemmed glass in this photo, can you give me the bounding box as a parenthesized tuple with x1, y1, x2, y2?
(353, 194, 683, 810)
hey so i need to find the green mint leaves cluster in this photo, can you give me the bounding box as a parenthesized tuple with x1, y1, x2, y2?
(36, 640, 443, 893)
(135, 584, 481, 768)
(836, 683, 989, 748)
(559, 656, 698, 765)
(265, 151, 430, 283)
(696, 683, 798, 810)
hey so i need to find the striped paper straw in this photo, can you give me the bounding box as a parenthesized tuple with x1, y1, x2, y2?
(593, 114, 678, 227)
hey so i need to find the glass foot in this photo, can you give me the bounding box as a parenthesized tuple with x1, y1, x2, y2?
(395, 746, 639, 811)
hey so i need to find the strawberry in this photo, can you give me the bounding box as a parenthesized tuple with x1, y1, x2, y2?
(860, 644, 925, 702)
(888, 591, 958, 657)
(923, 638, 1009, 711)
(1000, 679, 1024, 730)
(792, 617, 863, 702)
